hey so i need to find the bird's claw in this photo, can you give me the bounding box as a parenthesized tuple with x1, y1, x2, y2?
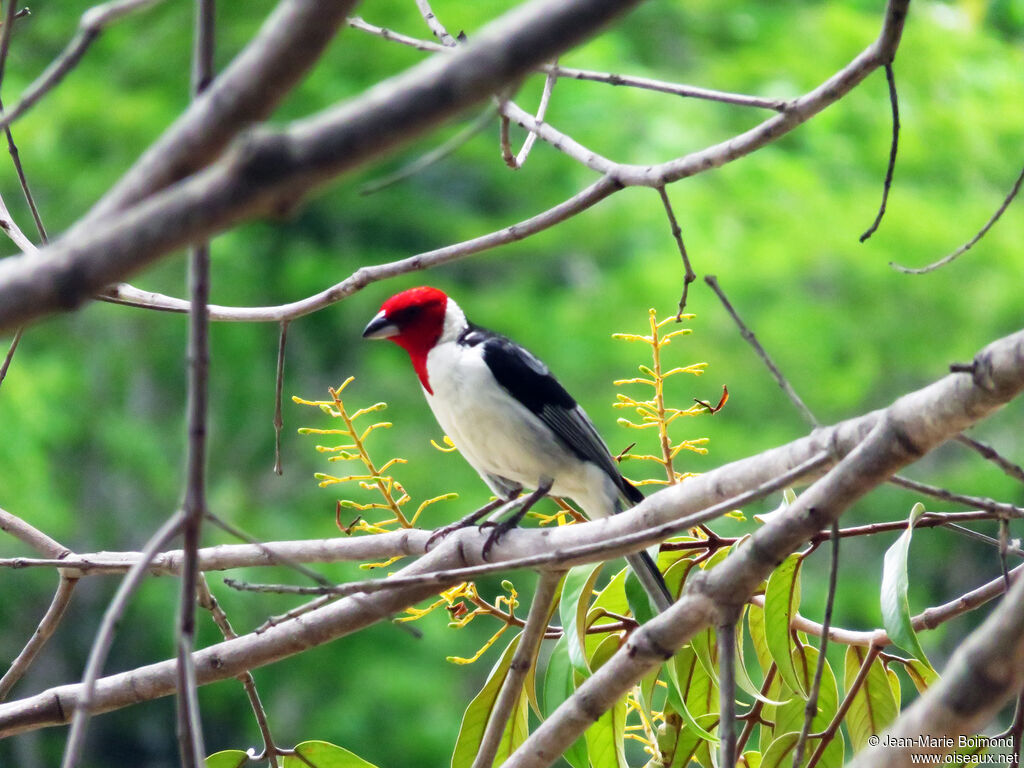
(426, 522, 464, 550)
(481, 520, 514, 561)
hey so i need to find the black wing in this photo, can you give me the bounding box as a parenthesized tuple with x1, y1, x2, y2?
(462, 324, 642, 505)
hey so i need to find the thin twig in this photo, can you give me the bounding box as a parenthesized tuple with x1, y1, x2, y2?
(890, 474, 1024, 518)
(944, 523, 1024, 560)
(705, 274, 819, 427)
(346, 15, 445, 53)
(657, 186, 696, 315)
(956, 433, 1024, 486)
(806, 644, 881, 768)
(0, 573, 79, 701)
(472, 571, 561, 768)
(0, 0, 19, 93)
(0, 505, 71, 558)
(718, 615, 738, 768)
(502, 64, 557, 169)
(859, 62, 899, 242)
(61, 511, 186, 768)
(792, 521, 840, 767)
(197, 575, 286, 768)
(891, 162, 1024, 274)
(360, 105, 496, 195)
(0, 0, 171, 133)
(415, 0, 456, 47)
(174, 1, 215, 762)
(736, 665, 776, 755)
(273, 320, 288, 475)
(0, 326, 23, 391)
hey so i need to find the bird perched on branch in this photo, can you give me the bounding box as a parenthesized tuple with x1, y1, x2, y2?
(363, 286, 673, 613)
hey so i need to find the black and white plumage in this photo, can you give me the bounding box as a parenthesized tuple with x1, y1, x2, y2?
(363, 286, 673, 613)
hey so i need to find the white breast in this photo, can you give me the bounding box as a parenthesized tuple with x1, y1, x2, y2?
(423, 339, 617, 518)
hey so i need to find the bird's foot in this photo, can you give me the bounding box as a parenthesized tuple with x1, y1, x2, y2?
(480, 479, 553, 561)
(425, 497, 505, 550)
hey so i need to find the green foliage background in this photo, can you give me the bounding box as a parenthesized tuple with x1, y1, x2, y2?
(0, 0, 1021, 765)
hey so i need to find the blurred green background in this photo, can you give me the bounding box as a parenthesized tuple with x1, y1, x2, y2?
(0, 0, 1022, 765)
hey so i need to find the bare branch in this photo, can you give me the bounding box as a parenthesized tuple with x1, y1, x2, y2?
(98, 176, 618, 322)
(174, 0, 216, 762)
(705, 274, 819, 427)
(273, 320, 288, 475)
(657, 186, 695, 314)
(859, 62, 900, 242)
(223, 451, 829, 599)
(0, 0, 912, 333)
(0, 0, 643, 332)
(0, 0, 172, 134)
(197, 575, 284, 767)
(0, 574, 79, 701)
(0, 505, 71, 559)
(889, 474, 1024, 518)
(61, 510, 185, 768)
(891, 162, 1024, 274)
(956, 433, 1024, 486)
(415, 0, 457, 47)
(84, 0, 362, 223)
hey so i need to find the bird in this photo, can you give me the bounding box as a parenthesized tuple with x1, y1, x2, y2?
(363, 285, 673, 613)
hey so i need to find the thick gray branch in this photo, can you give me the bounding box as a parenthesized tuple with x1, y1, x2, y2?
(0, 0, 641, 332)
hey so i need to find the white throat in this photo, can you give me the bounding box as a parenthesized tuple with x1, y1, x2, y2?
(438, 297, 468, 343)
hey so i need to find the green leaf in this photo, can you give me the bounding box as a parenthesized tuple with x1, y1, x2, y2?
(666, 712, 719, 768)
(284, 741, 380, 768)
(451, 634, 523, 768)
(764, 554, 806, 697)
(759, 732, 799, 768)
(771, 645, 839, 740)
(902, 658, 940, 694)
(625, 569, 656, 626)
(584, 640, 628, 768)
(541, 635, 588, 768)
(844, 646, 899, 752)
(880, 502, 933, 665)
(560, 563, 604, 678)
(736, 606, 789, 707)
(663, 647, 720, 744)
(205, 751, 249, 768)
(747, 602, 773, 673)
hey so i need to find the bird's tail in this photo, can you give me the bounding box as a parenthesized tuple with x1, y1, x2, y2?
(626, 550, 674, 614)
(615, 477, 673, 613)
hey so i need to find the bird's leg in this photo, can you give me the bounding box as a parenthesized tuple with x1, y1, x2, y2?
(426, 494, 515, 550)
(481, 478, 554, 560)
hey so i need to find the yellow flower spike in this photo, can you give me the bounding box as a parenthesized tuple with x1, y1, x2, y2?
(411, 493, 458, 525)
(610, 332, 653, 344)
(447, 623, 509, 665)
(398, 595, 450, 622)
(349, 402, 388, 419)
(431, 435, 459, 453)
(359, 555, 405, 570)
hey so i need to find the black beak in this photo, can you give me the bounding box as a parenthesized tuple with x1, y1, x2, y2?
(363, 310, 399, 339)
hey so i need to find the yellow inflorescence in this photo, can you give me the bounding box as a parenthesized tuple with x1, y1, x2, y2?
(612, 309, 718, 486)
(295, 376, 456, 532)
